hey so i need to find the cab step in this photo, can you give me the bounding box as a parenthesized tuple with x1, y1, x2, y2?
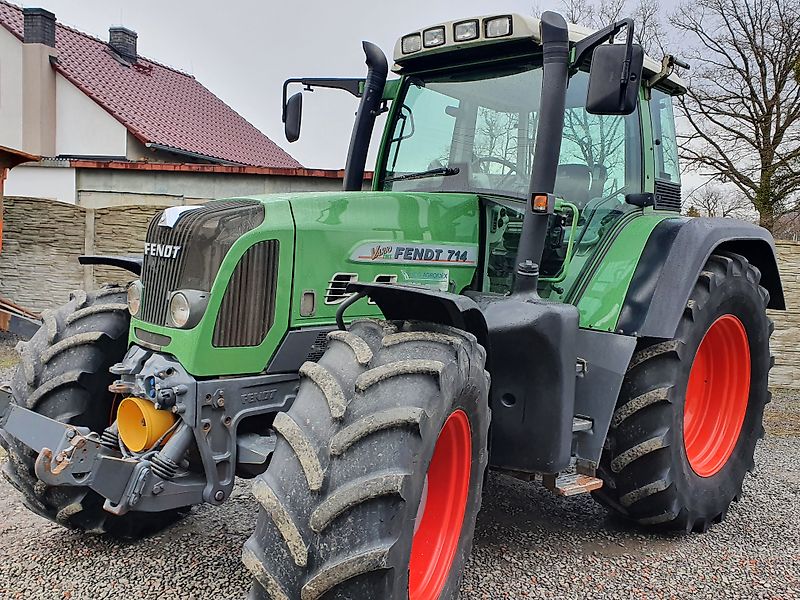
(542, 472, 603, 496)
(572, 416, 593, 432)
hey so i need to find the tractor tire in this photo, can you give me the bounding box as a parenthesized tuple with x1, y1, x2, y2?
(595, 252, 772, 532)
(243, 320, 490, 600)
(0, 286, 186, 538)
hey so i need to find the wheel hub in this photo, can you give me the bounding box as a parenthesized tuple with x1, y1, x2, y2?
(684, 314, 751, 477)
(408, 409, 472, 599)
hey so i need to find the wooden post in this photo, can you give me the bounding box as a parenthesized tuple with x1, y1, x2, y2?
(0, 167, 6, 253)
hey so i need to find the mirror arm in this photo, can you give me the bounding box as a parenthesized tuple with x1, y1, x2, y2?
(645, 55, 690, 95)
(570, 17, 634, 74)
(282, 78, 365, 123)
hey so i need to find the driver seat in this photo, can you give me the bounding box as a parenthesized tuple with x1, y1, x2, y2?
(554, 164, 591, 209)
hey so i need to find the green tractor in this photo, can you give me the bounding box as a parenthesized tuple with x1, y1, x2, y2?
(0, 11, 783, 599)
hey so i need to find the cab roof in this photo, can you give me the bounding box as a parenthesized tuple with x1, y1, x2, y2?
(393, 13, 686, 93)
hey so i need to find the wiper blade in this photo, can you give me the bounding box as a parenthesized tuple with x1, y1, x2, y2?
(384, 167, 460, 183)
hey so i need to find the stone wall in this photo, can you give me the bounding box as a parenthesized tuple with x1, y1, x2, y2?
(0, 196, 85, 310)
(769, 241, 800, 388)
(92, 204, 167, 287)
(0, 196, 162, 310)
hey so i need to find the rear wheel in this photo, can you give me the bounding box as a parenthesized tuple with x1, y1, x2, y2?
(0, 287, 186, 538)
(243, 320, 489, 599)
(595, 252, 772, 532)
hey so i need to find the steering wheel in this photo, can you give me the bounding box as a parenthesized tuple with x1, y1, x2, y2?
(472, 156, 521, 188)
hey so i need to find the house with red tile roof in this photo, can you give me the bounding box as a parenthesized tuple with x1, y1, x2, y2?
(0, 3, 354, 206)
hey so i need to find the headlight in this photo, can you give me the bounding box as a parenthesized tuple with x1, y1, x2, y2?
(168, 292, 191, 328)
(423, 26, 446, 48)
(167, 290, 209, 329)
(127, 281, 142, 317)
(401, 33, 422, 54)
(485, 15, 513, 38)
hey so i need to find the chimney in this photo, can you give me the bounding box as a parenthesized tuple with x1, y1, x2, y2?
(109, 26, 138, 61)
(23, 7, 56, 47)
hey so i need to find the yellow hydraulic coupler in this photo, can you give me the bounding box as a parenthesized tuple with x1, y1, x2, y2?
(117, 397, 177, 452)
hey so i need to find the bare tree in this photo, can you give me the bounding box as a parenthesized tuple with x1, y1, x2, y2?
(558, 0, 664, 53)
(685, 184, 754, 219)
(672, 0, 800, 232)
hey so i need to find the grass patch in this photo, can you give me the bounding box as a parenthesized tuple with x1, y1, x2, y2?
(0, 347, 17, 370)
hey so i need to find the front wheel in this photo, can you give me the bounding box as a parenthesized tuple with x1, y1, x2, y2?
(243, 320, 490, 600)
(1, 286, 187, 538)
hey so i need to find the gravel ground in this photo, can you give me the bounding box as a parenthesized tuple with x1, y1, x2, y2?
(0, 332, 798, 600)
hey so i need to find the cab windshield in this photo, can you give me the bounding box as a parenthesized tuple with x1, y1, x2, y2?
(381, 60, 642, 209)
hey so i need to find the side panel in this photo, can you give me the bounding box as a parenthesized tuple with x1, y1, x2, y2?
(618, 216, 785, 339)
(573, 328, 636, 468)
(575, 213, 671, 331)
(289, 191, 479, 327)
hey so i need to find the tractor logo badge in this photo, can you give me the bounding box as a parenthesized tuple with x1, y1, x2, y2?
(351, 242, 477, 266)
(144, 243, 182, 259)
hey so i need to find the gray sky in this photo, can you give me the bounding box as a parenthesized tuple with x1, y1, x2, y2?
(27, 0, 573, 169)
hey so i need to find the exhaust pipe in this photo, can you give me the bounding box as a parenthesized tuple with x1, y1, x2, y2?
(343, 41, 389, 191)
(513, 12, 570, 295)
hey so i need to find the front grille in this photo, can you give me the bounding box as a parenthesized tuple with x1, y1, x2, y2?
(654, 180, 682, 212)
(140, 201, 265, 326)
(213, 240, 279, 347)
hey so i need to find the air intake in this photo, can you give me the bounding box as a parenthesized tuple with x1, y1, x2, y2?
(325, 273, 358, 304)
(213, 240, 280, 348)
(654, 180, 682, 212)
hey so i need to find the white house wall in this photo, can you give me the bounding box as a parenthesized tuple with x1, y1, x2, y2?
(55, 74, 127, 158)
(0, 25, 24, 151)
(5, 164, 76, 203)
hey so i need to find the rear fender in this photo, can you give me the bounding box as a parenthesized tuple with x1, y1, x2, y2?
(618, 217, 784, 339)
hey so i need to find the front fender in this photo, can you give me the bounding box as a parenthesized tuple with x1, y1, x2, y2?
(346, 282, 488, 350)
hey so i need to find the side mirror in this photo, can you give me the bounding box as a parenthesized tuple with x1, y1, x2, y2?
(586, 43, 644, 115)
(284, 92, 303, 143)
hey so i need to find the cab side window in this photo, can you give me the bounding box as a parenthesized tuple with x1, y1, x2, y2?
(557, 71, 642, 211)
(651, 89, 680, 183)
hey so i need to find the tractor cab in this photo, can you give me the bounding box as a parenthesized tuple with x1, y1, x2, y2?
(376, 16, 685, 302)
(286, 14, 687, 308)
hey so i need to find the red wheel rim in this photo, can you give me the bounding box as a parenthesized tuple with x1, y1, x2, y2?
(408, 410, 472, 599)
(683, 315, 750, 477)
